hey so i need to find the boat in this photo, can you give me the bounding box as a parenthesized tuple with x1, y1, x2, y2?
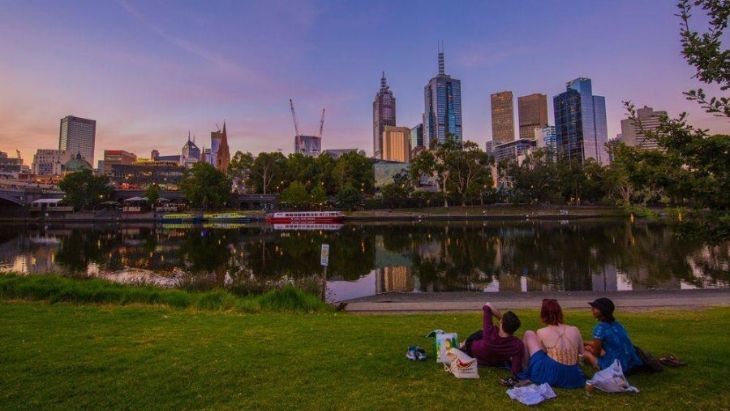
(161, 213, 204, 223)
(206, 212, 252, 223)
(273, 223, 344, 231)
(265, 211, 344, 224)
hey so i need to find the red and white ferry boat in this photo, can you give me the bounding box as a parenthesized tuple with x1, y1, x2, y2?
(265, 211, 344, 224)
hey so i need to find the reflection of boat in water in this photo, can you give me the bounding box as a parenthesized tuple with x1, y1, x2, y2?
(28, 236, 61, 245)
(265, 211, 344, 224)
(161, 213, 252, 224)
(273, 223, 344, 231)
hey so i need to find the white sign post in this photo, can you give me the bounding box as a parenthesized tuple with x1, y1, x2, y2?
(320, 244, 330, 267)
(320, 244, 329, 302)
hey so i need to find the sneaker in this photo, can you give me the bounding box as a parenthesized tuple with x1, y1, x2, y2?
(415, 347, 428, 361)
(406, 346, 418, 361)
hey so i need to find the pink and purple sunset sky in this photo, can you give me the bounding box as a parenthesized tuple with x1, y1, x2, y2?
(1, 0, 728, 164)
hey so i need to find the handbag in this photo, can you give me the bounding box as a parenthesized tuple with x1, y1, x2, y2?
(443, 348, 479, 379)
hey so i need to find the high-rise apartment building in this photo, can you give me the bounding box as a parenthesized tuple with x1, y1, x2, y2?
(210, 122, 230, 172)
(620, 106, 666, 150)
(518, 93, 548, 139)
(382, 126, 412, 163)
(553, 78, 609, 165)
(491, 91, 515, 145)
(373, 72, 396, 159)
(424, 48, 462, 145)
(59, 115, 96, 165)
(536, 126, 557, 162)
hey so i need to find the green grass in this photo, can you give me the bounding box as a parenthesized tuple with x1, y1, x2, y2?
(1, 300, 727, 410)
(0, 274, 330, 313)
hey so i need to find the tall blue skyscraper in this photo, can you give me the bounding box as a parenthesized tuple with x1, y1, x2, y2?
(424, 48, 462, 146)
(553, 78, 609, 165)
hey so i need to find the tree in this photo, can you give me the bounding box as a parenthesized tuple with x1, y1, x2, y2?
(336, 184, 362, 211)
(310, 185, 327, 207)
(228, 151, 254, 193)
(332, 151, 374, 194)
(280, 181, 309, 209)
(180, 162, 231, 209)
(145, 183, 161, 205)
(248, 152, 286, 194)
(58, 169, 112, 210)
(445, 141, 491, 206)
(677, 0, 730, 116)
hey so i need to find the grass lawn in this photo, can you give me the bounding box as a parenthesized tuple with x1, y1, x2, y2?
(1, 301, 727, 410)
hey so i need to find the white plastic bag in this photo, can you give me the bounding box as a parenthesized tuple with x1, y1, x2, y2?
(586, 360, 639, 393)
(443, 348, 479, 379)
(507, 383, 557, 406)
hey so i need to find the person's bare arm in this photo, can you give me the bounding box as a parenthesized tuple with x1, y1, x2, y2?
(585, 338, 603, 356)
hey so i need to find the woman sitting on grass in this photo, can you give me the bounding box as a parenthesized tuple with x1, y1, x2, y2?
(583, 297, 643, 374)
(518, 299, 586, 388)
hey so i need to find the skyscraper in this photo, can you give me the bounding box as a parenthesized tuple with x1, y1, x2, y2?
(181, 131, 201, 168)
(491, 91, 515, 145)
(210, 122, 230, 172)
(553, 78, 609, 165)
(382, 126, 412, 163)
(410, 123, 424, 151)
(620, 106, 666, 150)
(59, 115, 96, 165)
(424, 47, 462, 145)
(518, 93, 548, 139)
(373, 72, 396, 159)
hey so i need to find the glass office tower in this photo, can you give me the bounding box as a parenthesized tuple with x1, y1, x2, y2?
(424, 49, 462, 145)
(373, 72, 396, 159)
(59, 115, 96, 165)
(553, 78, 609, 165)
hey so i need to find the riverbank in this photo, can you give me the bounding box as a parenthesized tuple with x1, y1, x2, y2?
(0, 205, 628, 223)
(1, 301, 727, 410)
(345, 289, 730, 312)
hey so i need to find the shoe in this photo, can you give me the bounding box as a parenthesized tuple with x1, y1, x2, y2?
(499, 377, 519, 387)
(415, 347, 428, 361)
(406, 346, 418, 361)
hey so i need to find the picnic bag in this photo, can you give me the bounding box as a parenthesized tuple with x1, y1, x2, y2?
(432, 332, 459, 364)
(443, 347, 479, 379)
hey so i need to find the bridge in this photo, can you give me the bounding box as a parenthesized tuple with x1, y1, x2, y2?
(0, 187, 278, 210)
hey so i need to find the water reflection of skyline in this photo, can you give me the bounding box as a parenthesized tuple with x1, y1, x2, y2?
(0, 221, 728, 302)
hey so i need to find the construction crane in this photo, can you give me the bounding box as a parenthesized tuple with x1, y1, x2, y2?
(289, 98, 301, 137)
(319, 108, 326, 138)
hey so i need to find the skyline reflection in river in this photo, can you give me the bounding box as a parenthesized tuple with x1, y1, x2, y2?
(0, 220, 727, 302)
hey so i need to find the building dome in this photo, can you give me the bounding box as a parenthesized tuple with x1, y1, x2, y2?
(63, 153, 92, 173)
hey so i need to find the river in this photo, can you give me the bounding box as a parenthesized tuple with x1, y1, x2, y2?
(0, 220, 727, 302)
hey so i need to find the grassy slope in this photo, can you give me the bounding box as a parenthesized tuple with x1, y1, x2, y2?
(1, 302, 727, 410)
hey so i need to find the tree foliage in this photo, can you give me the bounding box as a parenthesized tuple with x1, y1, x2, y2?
(58, 169, 113, 210)
(677, 0, 730, 116)
(180, 162, 231, 210)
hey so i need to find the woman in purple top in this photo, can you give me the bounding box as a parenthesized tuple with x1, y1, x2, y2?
(463, 302, 524, 376)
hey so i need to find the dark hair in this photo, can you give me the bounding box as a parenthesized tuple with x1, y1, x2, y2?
(501, 311, 521, 335)
(589, 298, 616, 323)
(540, 299, 564, 326)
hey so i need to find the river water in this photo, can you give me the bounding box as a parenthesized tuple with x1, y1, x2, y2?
(0, 220, 727, 302)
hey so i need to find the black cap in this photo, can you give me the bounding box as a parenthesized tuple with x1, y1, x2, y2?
(589, 297, 615, 322)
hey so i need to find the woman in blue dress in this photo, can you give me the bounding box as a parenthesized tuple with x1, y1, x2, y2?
(583, 297, 643, 374)
(518, 299, 586, 388)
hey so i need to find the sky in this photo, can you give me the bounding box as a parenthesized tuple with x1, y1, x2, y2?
(1, 0, 728, 165)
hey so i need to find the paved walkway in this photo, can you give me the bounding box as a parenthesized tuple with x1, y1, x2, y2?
(345, 289, 730, 312)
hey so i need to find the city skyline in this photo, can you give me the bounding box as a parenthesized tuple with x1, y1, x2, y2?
(1, 0, 728, 163)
